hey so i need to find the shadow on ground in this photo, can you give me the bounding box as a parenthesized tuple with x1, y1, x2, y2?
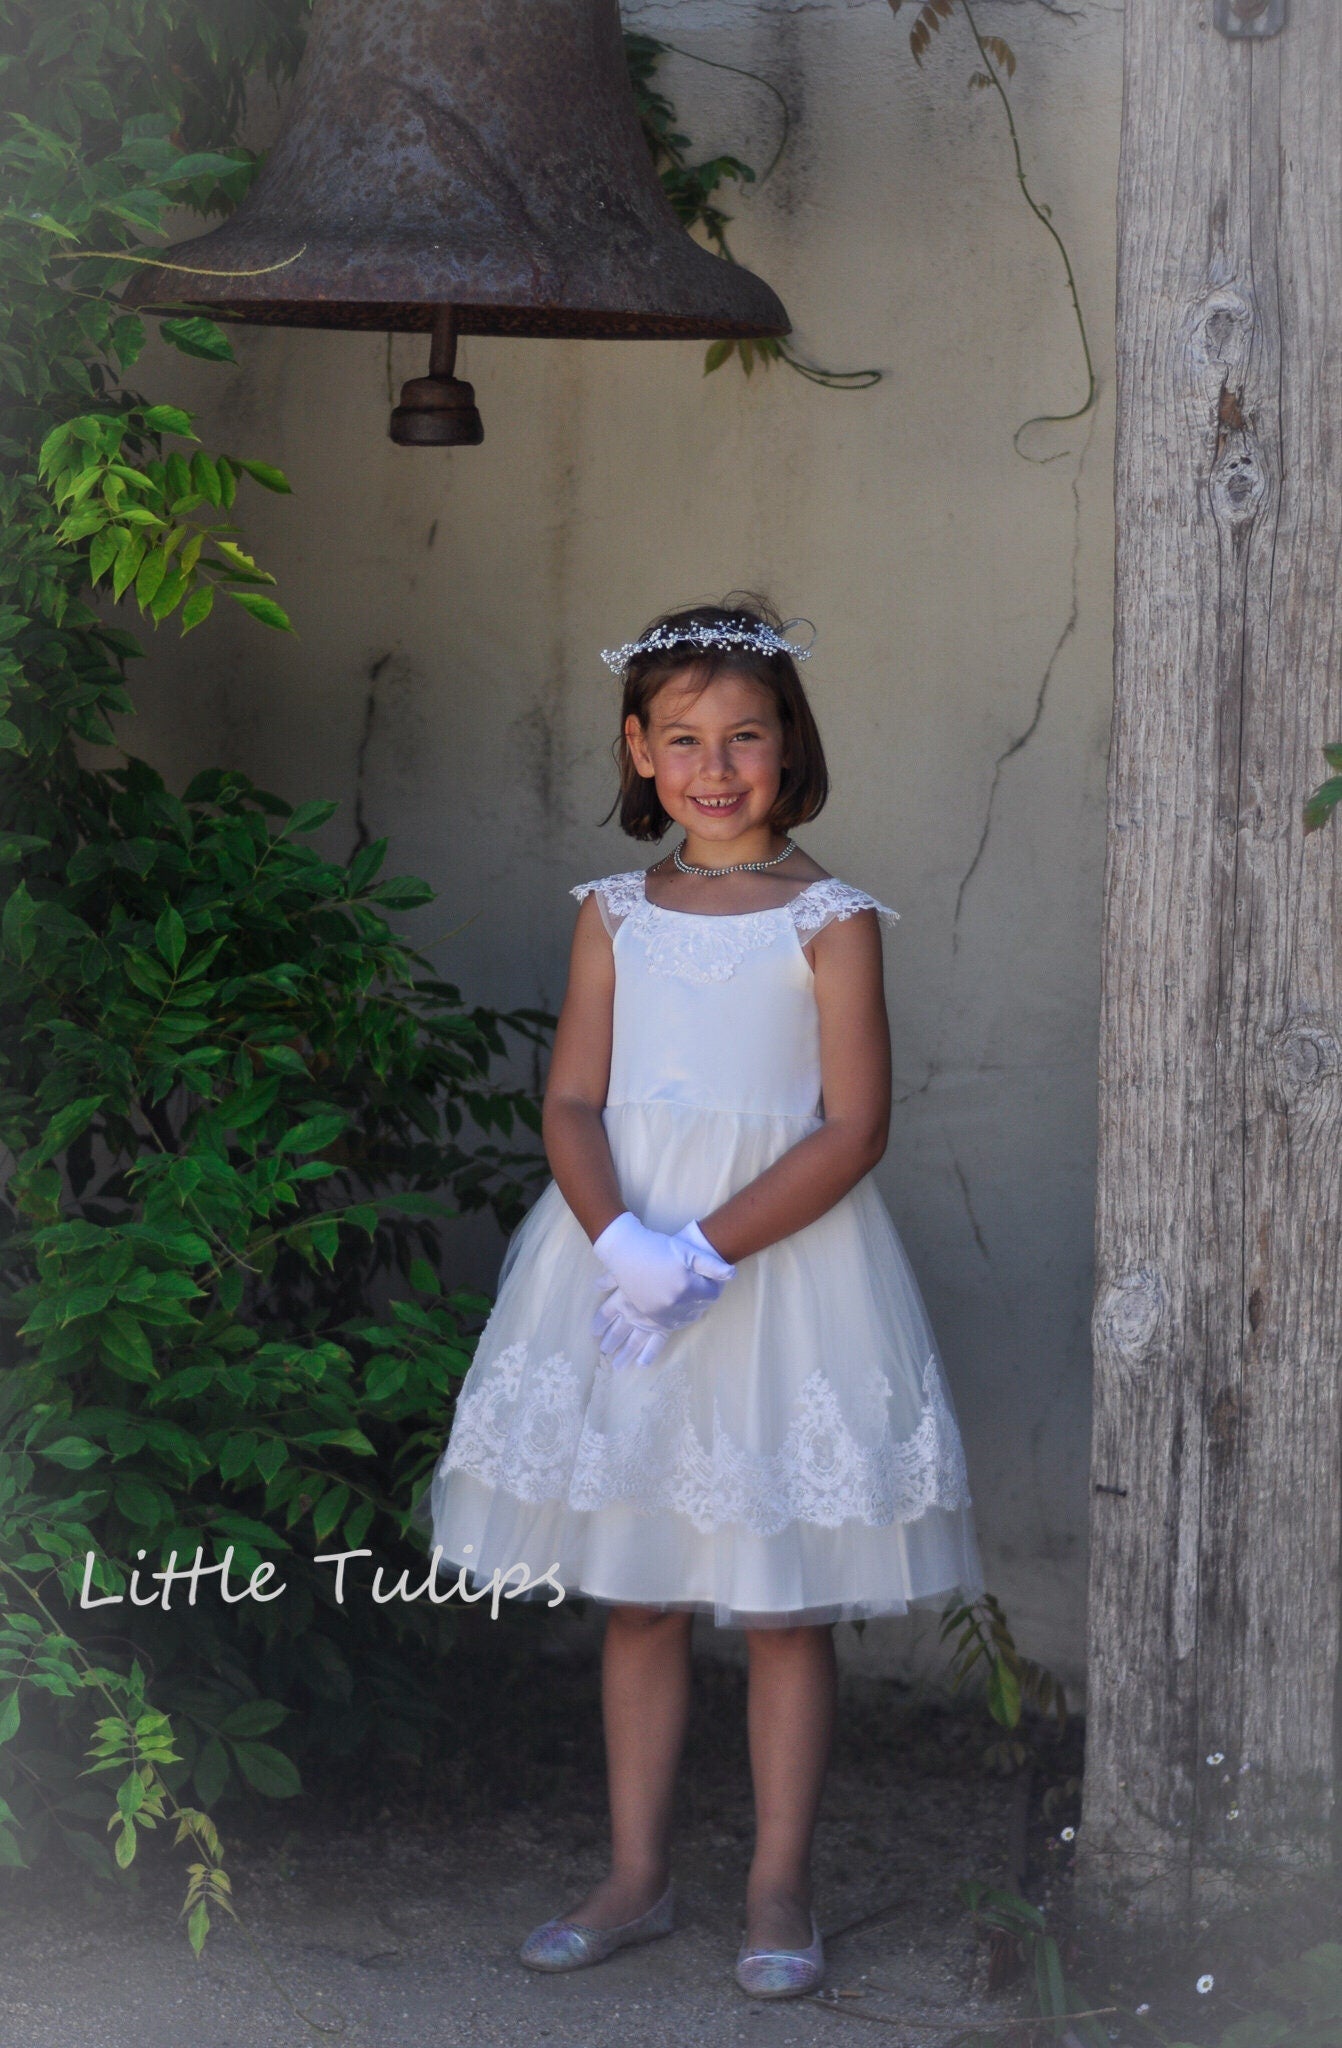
(0, 1602, 1047, 2047)
(2, 1604, 1332, 2048)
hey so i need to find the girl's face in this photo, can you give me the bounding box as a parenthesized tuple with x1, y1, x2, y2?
(625, 669, 788, 845)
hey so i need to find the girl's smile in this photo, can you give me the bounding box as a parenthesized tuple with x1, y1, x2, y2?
(689, 791, 747, 814)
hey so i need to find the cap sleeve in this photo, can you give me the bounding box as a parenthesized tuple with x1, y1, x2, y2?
(570, 870, 646, 938)
(788, 878, 901, 945)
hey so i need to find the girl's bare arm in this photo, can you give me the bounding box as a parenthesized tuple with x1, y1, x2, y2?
(540, 894, 626, 1243)
(695, 909, 892, 1264)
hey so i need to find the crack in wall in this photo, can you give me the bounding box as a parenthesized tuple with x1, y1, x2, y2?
(951, 404, 1098, 956)
(949, 1145, 993, 1267)
(350, 651, 392, 858)
(893, 1058, 940, 1105)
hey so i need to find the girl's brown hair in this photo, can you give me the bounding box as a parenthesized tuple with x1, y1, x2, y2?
(604, 594, 829, 843)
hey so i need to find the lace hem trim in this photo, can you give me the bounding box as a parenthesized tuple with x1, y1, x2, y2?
(437, 1341, 973, 1537)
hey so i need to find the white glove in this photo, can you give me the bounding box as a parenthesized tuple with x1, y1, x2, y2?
(591, 1212, 735, 1322)
(592, 1295, 672, 1371)
(591, 1220, 736, 1371)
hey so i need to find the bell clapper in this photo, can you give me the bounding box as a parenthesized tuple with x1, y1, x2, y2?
(390, 305, 485, 447)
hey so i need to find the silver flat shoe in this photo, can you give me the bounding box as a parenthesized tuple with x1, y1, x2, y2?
(734, 1909, 824, 1998)
(518, 1880, 675, 1972)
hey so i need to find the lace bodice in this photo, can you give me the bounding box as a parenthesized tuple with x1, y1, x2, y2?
(570, 867, 900, 1119)
(571, 869, 900, 983)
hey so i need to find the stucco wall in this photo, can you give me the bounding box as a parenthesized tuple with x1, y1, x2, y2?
(122, 0, 1123, 1703)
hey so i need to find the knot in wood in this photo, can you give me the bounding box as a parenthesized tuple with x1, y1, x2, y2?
(1265, 1020, 1342, 1110)
(1210, 382, 1266, 528)
(1093, 1266, 1166, 1374)
(1190, 287, 1254, 373)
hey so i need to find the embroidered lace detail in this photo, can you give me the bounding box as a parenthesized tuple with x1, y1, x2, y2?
(571, 870, 646, 935)
(440, 1342, 972, 1536)
(570, 872, 900, 984)
(788, 879, 901, 944)
(632, 897, 785, 983)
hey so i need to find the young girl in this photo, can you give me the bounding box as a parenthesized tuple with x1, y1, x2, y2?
(415, 597, 985, 1999)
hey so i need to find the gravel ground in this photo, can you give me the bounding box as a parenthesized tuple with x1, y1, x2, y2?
(0, 1608, 1095, 2048)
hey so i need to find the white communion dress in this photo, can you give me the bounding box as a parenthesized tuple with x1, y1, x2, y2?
(412, 868, 986, 1629)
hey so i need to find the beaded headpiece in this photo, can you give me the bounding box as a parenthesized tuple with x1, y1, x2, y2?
(599, 618, 815, 673)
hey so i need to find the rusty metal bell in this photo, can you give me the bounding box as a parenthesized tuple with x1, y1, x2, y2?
(126, 0, 790, 445)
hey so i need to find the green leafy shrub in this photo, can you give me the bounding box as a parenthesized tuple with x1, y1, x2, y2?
(0, 0, 553, 1937)
(0, 758, 550, 1882)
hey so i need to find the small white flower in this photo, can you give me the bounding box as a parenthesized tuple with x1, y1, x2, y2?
(1060, 1826, 1075, 1841)
(1197, 1974, 1214, 1994)
(1135, 2003, 1150, 2016)
(1227, 1806, 1239, 1818)
(1206, 1752, 1224, 1766)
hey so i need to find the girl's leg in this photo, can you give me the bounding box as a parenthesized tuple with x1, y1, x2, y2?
(561, 1603, 694, 1928)
(742, 1622, 837, 1951)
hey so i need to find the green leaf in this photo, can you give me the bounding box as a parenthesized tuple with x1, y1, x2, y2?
(254, 1439, 287, 1484)
(704, 338, 733, 374)
(218, 1433, 259, 1483)
(193, 1736, 229, 1807)
(89, 529, 120, 584)
(34, 1093, 105, 1166)
(188, 1900, 210, 1956)
(0, 833, 50, 865)
(986, 1656, 1022, 1727)
(168, 152, 246, 182)
(99, 1311, 155, 1381)
(135, 547, 168, 609)
(231, 1740, 301, 1797)
(140, 404, 193, 437)
(371, 877, 434, 910)
(302, 1428, 375, 1456)
(190, 451, 221, 504)
(312, 1483, 349, 1541)
(112, 534, 147, 601)
(213, 540, 274, 584)
(283, 799, 339, 836)
(115, 1476, 166, 1527)
(217, 1699, 288, 1740)
(150, 568, 189, 620)
(180, 584, 214, 634)
(366, 1356, 406, 1400)
(229, 591, 293, 633)
(159, 315, 236, 363)
(278, 1113, 348, 1156)
(236, 459, 292, 493)
(2, 880, 37, 963)
(1034, 1933, 1067, 2018)
(37, 1437, 103, 1470)
(154, 906, 186, 970)
(0, 1691, 19, 1747)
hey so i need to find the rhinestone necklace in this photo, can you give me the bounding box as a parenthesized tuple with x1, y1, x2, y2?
(672, 836, 797, 879)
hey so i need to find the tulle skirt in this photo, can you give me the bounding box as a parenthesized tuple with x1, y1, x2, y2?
(411, 1100, 985, 1629)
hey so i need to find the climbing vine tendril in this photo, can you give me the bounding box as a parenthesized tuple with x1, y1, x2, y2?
(627, 32, 884, 394)
(892, 0, 1099, 459)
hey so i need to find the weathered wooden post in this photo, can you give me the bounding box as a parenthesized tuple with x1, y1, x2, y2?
(1078, 0, 1342, 1932)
